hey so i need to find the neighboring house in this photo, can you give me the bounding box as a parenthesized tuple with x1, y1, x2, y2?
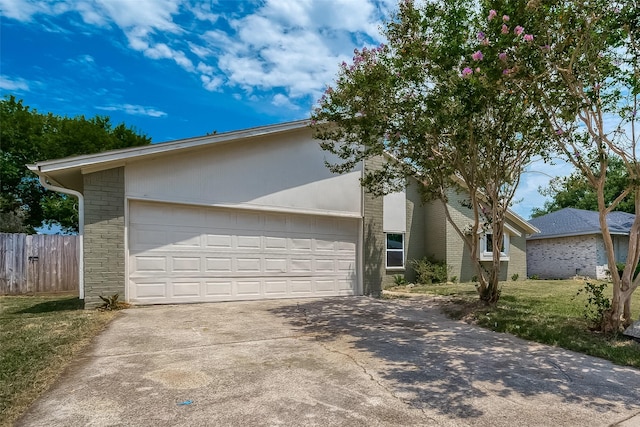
(527, 208, 635, 280)
(28, 120, 537, 308)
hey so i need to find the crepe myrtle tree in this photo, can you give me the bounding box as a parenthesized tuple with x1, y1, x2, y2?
(311, 0, 549, 304)
(516, 0, 639, 332)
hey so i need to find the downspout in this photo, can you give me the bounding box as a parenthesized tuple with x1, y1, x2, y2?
(36, 174, 85, 300)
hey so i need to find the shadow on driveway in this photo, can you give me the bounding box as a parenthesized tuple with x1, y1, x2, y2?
(269, 296, 640, 423)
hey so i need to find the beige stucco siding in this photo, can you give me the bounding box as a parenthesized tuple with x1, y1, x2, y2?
(125, 128, 362, 217)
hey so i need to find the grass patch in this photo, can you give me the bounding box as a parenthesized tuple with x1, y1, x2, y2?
(389, 280, 640, 368)
(0, 294, 117, 426)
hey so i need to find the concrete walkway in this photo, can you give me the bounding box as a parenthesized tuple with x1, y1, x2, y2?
(17, 297, 640, 426)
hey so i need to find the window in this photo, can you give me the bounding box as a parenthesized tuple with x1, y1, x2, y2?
(480, 233, 509, 261)
(386, 233, 404, 268)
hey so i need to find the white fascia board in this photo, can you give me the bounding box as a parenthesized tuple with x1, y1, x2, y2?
(527, 231, 629, 240)
(28, 119, 311, 174)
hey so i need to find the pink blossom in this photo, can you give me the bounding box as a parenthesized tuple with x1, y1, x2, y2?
(488, 9, 497, 20)
(482, 38, 489, 46)
(514, 26, 524, 35)
(472, 50, 484, 61)
(475, 67, 481, 73)
(501, 24, 509, 34)
(503, 15, 510, 22)
(523, 34, 534, 42)
(498, 52, 507, 61)
(462, 67, 473, 77)
(555, 129, 564, 135)
(477, 31, 485, 41)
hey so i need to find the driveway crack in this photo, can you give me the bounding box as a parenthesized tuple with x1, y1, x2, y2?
(294, 305, 436, 421)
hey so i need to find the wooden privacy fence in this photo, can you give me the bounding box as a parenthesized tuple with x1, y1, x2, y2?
(0, 233, 79, 295)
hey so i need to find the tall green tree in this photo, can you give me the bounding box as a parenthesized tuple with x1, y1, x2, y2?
(515, 0, 639, 332)
(532, 157, 635, 217)
(311, 0, 549, 304)
(0, 96, 151, 233)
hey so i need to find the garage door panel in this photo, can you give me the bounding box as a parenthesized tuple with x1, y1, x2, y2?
(172, 257, 201, 272)
(134, 256, 167, 272)
(172, 281, 201, 297)
(237, 235, 261, 249)
(291, 280, 312, 293)
(205, 257, 232, 272)
(206, 234, 232, 248)
(129, 202, 359, 304)
(133, 281, 167, 299)
(290, 238, 312, 251)
(264, 280, 287, 295)
(237, 280, 261, 295)
(205, 281, 232, 296)
(265, 258, 287, 272)
(265, 236, 287, 250)
(170, 232, 201, 248)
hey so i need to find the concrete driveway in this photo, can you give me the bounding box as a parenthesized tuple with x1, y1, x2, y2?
(17, 296, 640, 426)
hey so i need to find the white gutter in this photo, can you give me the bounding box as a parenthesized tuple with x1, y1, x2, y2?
(36, 174, 85, 300)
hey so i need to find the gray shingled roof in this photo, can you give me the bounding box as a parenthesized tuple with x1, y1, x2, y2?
(527, 208, 635, 240)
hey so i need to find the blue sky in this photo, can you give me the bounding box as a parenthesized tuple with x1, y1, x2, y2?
(0, 0, 566, 219)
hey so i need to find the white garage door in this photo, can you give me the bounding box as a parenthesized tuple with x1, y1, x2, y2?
(128, 201, 359, 304)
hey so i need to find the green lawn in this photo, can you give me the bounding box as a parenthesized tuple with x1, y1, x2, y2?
(0, 295, 117, 427)
(387, 279, 640, 368)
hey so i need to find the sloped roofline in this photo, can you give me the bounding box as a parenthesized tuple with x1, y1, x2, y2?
(27, 117, 538, 234)
(28, 119, 310, 174)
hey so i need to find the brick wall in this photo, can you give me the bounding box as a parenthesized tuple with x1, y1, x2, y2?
(83, 167, 125, 308)
(527, 235, 599, 279)
(443, 189, 476, 282)
(362, 158, 385, 296)
(442, 188, 528, 282)
(398, 178, 427, 284)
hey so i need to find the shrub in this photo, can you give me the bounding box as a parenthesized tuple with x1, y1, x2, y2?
(98, 294, 127, 311)
(615, 262, 640, 279)
(529, 274, 539, 280)
(409, 257, 450, 284)
(393, 275, 407, 286)
(574, 282, 611, 330)
(511, 273, 519, 281)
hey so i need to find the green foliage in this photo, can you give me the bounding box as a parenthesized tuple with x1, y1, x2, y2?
(615, 262, 640, 280)
(409, 257, 450, 284)
(511, 273, 519, 281)
(574, 282, 612, 331)
(401, 280, 640, 367)
(0, 295, 115, 425)
(0, 96, 150, 233)
(98, 294, 123, 311)
(532, 157, 634, 217)
(515, 0, 639, 330)
(392, 275, 407, 286)
(529, 274, 539, 280)
(311, 0, 551, 305)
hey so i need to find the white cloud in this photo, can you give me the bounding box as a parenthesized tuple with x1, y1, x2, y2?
(2, 0, 393, 107)
(200, 75, 223, 92)
(96, 103, 167, 118)
(205, 0, 386, 103)
(0, 75, 30, 91)
(271, 93, 300, 110)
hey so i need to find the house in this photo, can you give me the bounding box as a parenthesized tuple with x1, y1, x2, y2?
(28, 120, 537, 308)
(526, 208, 635, 279)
